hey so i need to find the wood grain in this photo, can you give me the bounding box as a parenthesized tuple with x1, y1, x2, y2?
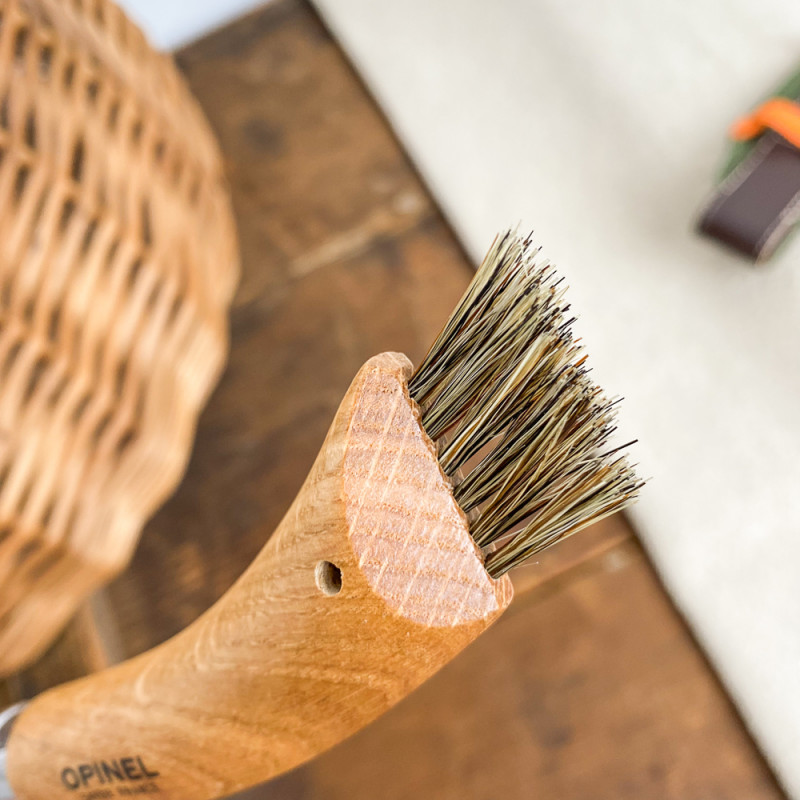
(2, 2, 786, 799)
(6, 353, 511, 799)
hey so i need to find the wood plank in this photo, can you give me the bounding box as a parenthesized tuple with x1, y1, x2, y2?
(175, 0, 436, 306)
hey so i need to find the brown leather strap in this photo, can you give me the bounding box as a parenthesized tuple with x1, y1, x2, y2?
(699, 132, 800, 262)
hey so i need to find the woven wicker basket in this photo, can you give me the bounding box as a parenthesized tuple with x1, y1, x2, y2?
(0, 0, 239, 675)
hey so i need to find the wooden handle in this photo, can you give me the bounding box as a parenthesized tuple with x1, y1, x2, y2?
(6, 353, 513, 800)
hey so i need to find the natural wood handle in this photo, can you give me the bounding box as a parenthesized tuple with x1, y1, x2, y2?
(6, 352, 513, 800)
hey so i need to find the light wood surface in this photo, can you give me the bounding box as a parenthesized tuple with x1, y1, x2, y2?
(6, 353, 511, 799)
(1, 2, 786, 798)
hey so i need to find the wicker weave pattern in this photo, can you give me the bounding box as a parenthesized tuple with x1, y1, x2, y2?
(0, 0, 238, 675)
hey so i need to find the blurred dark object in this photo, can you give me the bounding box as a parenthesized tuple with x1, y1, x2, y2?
(699, 68, 800, 263)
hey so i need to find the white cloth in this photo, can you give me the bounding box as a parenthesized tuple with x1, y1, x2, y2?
(312, 0, 800, 794)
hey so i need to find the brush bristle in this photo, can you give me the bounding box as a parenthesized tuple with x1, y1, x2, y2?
(408, 230, 643, 577)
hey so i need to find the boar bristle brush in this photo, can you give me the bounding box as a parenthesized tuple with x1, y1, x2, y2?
(0, 231, 641, 800)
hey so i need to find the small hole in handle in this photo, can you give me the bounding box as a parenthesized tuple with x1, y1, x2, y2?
(315, 561, 342, 596)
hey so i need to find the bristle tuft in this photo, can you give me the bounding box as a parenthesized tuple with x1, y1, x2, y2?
(409, 230, 643, 578)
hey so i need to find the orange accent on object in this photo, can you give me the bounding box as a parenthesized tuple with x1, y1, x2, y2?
(731, 97, 800, 148)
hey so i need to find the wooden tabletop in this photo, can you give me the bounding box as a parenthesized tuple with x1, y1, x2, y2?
(2, 2, 786, 798)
